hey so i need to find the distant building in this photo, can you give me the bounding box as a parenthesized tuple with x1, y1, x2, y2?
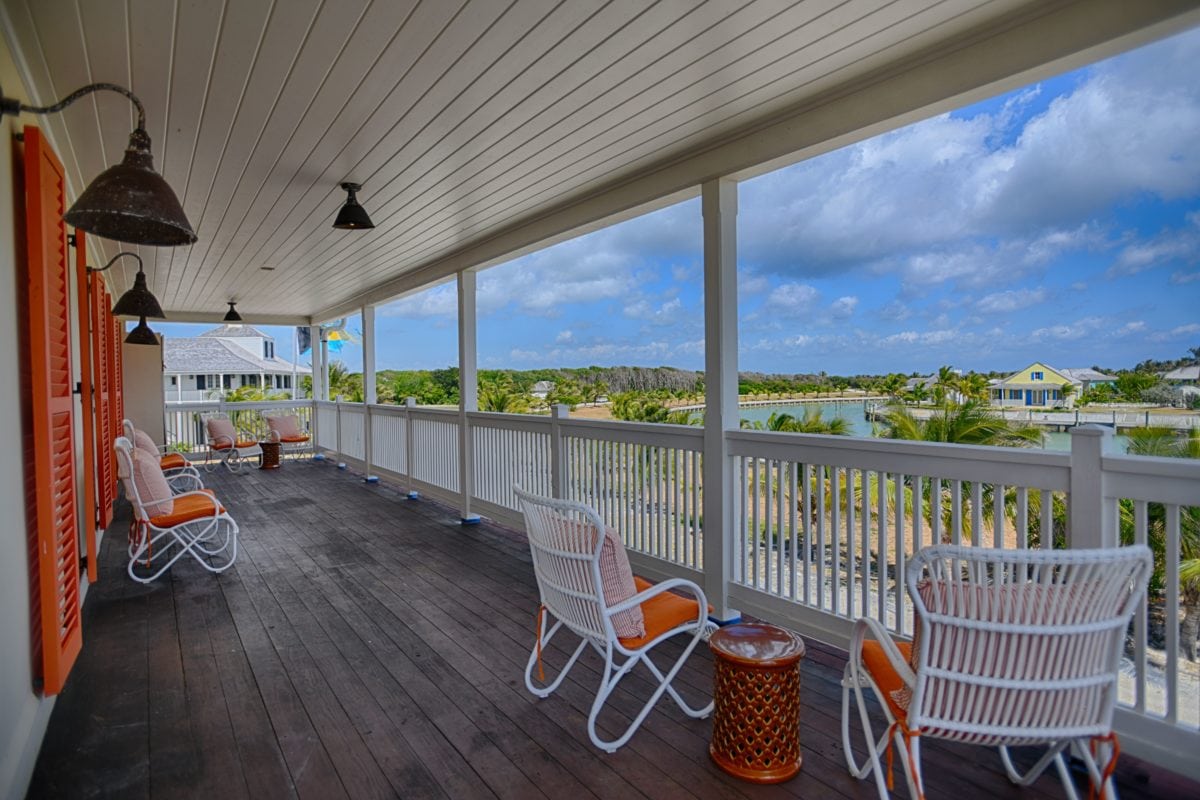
(1163, 365, 1200, 385)
(530, 380, 555, 399)
(904, 369, 965, 403)
(989, 362, 1114, 407)
(164, 324, 310, 402)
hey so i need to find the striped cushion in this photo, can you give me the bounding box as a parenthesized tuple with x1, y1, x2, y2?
(206, 417, 237, 446)
(131, 449, 173, 518)
(598, 526, 645, 639)
(268, 414, 303, 438)
(132, 428, 159, 457)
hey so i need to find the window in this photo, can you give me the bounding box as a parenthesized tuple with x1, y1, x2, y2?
(1031, 371, 1044, 381)
(264, 341, 274, 359)
(196, 375, 206, 390)
(169, 376, 177, 386)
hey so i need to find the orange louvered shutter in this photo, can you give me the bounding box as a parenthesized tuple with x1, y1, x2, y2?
(93, 286, 113, 528)
(106, 303, 120, 503)
(74, 233, 98, 583)
(23, 126, 83, 695)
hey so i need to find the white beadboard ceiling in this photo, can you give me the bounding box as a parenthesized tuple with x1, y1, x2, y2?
(2, 0, 1197, 322)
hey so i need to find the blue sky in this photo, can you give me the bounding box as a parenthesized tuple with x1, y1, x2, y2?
(158, 26, 1200, 377)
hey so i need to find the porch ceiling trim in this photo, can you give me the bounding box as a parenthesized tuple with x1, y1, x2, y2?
(314, 0, 1200, 323)
(159, 310, 312, 327)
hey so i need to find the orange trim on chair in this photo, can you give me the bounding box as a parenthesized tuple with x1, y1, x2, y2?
(149, 491, 225, 527)
(279, 434, 310, 443)
(861, 639, 914, 721)
(617, 576, 704, 649)
(160, 453, 187, 469)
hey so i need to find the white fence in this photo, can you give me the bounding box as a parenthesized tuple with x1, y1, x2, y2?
(227, 398, 1198, 780)
(164, 399, 313, 452)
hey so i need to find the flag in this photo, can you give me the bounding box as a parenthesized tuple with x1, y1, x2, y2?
(296, 325, 311, 355)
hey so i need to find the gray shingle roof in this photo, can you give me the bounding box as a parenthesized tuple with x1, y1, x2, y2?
(1165, 365, 1200, 381)
(198, 323, 268, 339)
(1058, 367, 1116, 382)
(164, 338, 309, 375)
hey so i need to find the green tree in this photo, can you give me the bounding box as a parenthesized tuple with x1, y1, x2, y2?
(879, 400, 1043, 447)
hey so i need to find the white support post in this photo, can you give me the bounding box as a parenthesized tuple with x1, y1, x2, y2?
(458, 271, 480, 524)
(702, 177, 740, 623)
(335, 397, 346, 470)
(550, 404, 568, 499)
(310, 324, 324, 460)
(1069, 424, 1116, 548)
(362, 304, 378, 483)
(405, 397, 419, 499)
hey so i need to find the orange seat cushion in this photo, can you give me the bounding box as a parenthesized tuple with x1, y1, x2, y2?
(159, 453, 187, 469)
(618, 576, 703, 649)
(279, 434, 310, 443)
(150, 489, 225, 527)
(214, 439, 258, 450)
(861, 639, 913, 722)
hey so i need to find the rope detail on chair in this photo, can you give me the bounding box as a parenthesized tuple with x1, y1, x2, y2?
(884, 720, 925, 800)
(534, 604, 547, 682)
(1089, 733, 1120, 799)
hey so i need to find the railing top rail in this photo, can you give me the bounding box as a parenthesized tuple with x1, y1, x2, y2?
(727, 428, 1071, 488)
(407, 406, 460, 420)
(165, 399, 309, 412)
(561, 417, 704, 449)
(466, 410, 553, 433)
(1102, 453, 1200, 506)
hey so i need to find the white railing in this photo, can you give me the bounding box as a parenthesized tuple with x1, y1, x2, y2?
(249, 398, 1199, 780)
(164, 399, 313, 452)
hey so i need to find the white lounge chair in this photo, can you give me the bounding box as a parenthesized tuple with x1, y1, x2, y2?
(115, 436, 238, 583)
(201, 412, 261, 472)
(123, 419, 202, 492)
(842, 543, 1152, 800)
(515, 488, 716, 752)
(263, 411, 313, 459)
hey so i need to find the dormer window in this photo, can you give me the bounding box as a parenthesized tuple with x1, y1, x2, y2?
(1031, 371, 1044, 381)
(264, 341, 274, 359)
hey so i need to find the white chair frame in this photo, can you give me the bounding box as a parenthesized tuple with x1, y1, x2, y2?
(515, 488, 716, 753)
(201, 412, 262, 473)
(263, 411, 313, 459)
(115, 437, 238, 583)
(841, 544, 1152, 800)
(122, 419, 203, 492)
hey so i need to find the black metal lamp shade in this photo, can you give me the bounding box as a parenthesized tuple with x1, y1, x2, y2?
(1, 83, 197, 247)
(124, 316, 159, 346)
(224, 301, 242, 322)
(110, 267, 165, 319)
(332, 182, 375, 230)
(64, 128, 196, 246)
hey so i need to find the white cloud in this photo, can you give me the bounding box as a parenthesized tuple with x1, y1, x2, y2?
(976, 287, 1046, 313)
(555, 329, 574, 343)
(761, 282, 819, 316)
(1116, 321, 1146, 336)
(1030, 317, 1105, 342)
(1170, 270, 1200, 284)
(830, 296, 858, 318)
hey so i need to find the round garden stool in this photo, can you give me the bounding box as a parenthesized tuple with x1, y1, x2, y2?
(259, 440, 282, 470)
(708, 622, 805, 783)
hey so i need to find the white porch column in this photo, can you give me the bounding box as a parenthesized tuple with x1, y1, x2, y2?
(702, 178, 740, 623)
(1069, 424, 1116, 548)
(362, 304, 378, 482)
(309, 324, 323, 457)
(457, 271, 479, 524)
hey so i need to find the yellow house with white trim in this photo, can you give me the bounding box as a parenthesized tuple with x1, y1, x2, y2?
(989, 362, 1075, 407)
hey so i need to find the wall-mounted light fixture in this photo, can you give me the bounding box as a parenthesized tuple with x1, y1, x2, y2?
(88, 252, 165, 345)
(1, 82, 196, 246)
(332, 182, 375, 230)
(223, 301, 242, 322)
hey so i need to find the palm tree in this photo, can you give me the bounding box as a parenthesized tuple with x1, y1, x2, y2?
(879, 400, 1043, 447)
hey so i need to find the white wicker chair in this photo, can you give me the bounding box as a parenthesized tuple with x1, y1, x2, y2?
(263, 411, 313, 459)
(122, 419, 203, 492)
(515, 488, 716, 753)
(842, 544, 1152, 800)
(115, 437, 238, 583)
(201, 412, 261, 472)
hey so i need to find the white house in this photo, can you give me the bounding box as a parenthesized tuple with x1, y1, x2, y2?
(163, 324, 310, 402)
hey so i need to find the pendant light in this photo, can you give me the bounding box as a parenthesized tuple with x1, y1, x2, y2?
(224, 301, 242, 322)
(332, 182, 375, 230)
(2, 82, 196, 246)
(88, 251, 165, 345)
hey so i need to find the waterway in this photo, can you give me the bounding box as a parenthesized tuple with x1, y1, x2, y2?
(736, 400, 1131, 453)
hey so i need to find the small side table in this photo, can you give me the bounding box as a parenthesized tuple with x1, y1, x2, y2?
(709, 623, 805, 783)
(259, 440, 282, 470)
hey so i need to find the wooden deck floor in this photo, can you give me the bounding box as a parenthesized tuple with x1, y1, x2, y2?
(29, 460, 1197, 799)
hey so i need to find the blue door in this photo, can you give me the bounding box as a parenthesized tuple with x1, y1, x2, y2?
(1025, 390, 1033, 406)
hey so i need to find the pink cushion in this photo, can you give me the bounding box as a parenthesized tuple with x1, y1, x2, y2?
(206, 417, 236, 446)
(131, 449, 173, 518)
(267, 414, 302, 438)
(599, 526, 646, 639)
(132, 428, 158, 456)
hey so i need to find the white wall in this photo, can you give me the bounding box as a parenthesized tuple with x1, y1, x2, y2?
(0, 34, 55, 800)
(124, 338, 165, 445)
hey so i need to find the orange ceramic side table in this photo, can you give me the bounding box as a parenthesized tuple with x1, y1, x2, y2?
(708, 623, 805, 783)
(259, 440, 282, 469)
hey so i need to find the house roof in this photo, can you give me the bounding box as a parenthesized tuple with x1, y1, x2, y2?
(163, 338, 309, 375)
(198, 324, 269, 339)
(1058, 367, 1117, 382)
(997, 362, 1072, 385)
(1164, 366, 1200, 380)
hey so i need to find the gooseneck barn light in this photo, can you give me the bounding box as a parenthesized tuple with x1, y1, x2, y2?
(223, 301, 243, 322)
(88, 252, 165, 345)
(1, 82, 197, 246)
